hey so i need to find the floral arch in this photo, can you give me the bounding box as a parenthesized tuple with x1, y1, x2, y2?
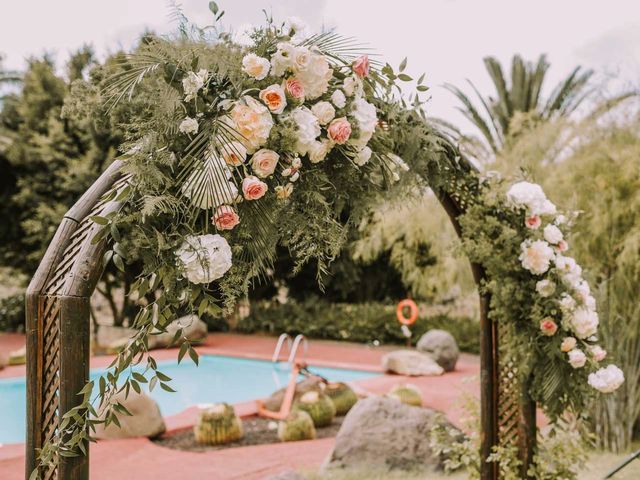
(25, 13, 622, 480)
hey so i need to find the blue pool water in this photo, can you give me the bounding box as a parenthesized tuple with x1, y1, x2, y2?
(0, 355, 376, 444)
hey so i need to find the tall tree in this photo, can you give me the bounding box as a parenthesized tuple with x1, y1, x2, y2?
(444, 54, 595, 156)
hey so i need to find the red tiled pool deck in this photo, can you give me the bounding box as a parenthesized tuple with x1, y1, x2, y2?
(0, 332, 481, 480)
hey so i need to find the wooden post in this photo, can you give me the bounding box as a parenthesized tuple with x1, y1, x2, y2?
(58, 296, 91, 480)
(518, 377, 537, 478)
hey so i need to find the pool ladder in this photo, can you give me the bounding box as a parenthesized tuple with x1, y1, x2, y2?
(272, 333, 308, 364)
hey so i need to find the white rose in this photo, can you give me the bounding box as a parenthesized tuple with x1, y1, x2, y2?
(182, 69, 208, 101)
(519, 239, 555, 275)
(242, 53, 270, 80)
(560, 337, 577, 352)
(307, 139, 332, 163)
(176, 234, 232, 284)
(182, 153, 238, 209)
(567, 349, 587, 369)
(584, 294, 597, 310)
(535, 279, 556, 297)
(570, 307, 599, 339)
(331, 89, 347, 108)
(543, 224, 563, 244)
(588, 365, 624, 393)
(559, 293, 577, 313)
(588, 345, 607, 362)
(179, 117, 199, 135)
(228, 96, 274, 153)
(354, 146, 372, 166)
(292, 46, 312, 71)
(311, 101, 335, 125)
(343, 75, 362, 97)
(349, 97, 378, 150)
(251, 149, 280, 177)
(555, 255, 582, 286)
(296, 52, 332, 99)
(506, 181, 557, 216)
(290, 107, 321, 156)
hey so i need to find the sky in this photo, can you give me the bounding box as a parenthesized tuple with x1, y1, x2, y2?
(1, 0, 639, 132)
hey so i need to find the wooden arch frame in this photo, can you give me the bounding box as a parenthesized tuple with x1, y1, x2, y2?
(25, 152, 536, 480)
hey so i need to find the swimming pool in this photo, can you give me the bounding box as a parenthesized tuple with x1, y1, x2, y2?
(0, 355, 376, 444)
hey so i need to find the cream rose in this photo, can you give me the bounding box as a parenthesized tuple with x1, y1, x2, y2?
(354, 146, 372, 166)
(349, 97, 378, 150)
(182, 69, 208, 101)
(506, 181, 557, 216)
(311, 101, 335, 125)
(290, 107, 321, 156)
(568, 349, 587, 369)
(570, 307, 599, 339)
(220, 141, 247, 166)
(331, 89, 346, 108)
(561, 337, 577, 353)
(292, 46, 312, 71)
(179, 117, 199, 135)
(343, 75, 362, 97)
(544, 224, 563, 244)
(229, 97, 273, 153)
(519, 239, 555, 275)
(242, 53, 270, 80)
(242, 175, 268, 200)
(175, 234, 232, 284)
(588, 365, 624, 393)
(251, 149, 279, 177)
(535, 279, 556, 297)
(296, 52, 332, 99)
(270, 42, 295, 77)
(259, 84, 287, 114)
(213, 205, 240, 231)
(307, 139, 332, 164)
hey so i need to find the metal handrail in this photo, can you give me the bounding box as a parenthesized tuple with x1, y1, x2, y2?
(272, 333, 292, 363)
(287, 334, 308, 364)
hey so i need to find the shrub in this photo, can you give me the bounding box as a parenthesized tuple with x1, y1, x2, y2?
(0, 293, 25, 332)
(237, 298, 480, 353)
(277, 410, 316, 442)
(193, 403, 243, 445)
(325, 382, 359, 415)
(293, 391, 336, 428)
(388, 384, 423, 407)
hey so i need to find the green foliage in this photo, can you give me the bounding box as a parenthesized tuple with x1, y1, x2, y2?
(0, 293, 25, 332)
(236, 298, 480, 353)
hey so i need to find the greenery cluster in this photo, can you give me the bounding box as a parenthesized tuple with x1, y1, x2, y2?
(0, 293, 25, 332)
(236, 298, 480, 353)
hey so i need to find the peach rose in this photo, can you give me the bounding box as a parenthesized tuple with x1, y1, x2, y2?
(540, 318, 558, 336)
(284, 78, 305, 101)
(251, 149, 279, 178)
(525, 215, 541, 229)
(220, 142, 247, 166)
(327, 117, 352, 144)
(259, 84, 287, 114)
(352, 55, 370, 78)
(242, 175, 268, 200)
(213, 205, 240, 230)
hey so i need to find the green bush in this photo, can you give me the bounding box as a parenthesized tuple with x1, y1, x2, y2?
(237, 298, 480, 353)
(0, 293, 25, 332)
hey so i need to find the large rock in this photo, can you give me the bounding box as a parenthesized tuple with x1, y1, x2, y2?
(325, 396, 458, 472)
(263, 375, 325, 412)
(381, 350, 443, 376)
(106, 315, 207, 352)
(417, 329, 460, 372)
(94, 390, 165, 439)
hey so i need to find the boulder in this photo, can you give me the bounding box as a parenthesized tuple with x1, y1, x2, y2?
(8, 346, 26, 365)
(381, 350, 443, 376)
(325, 396, 458, 472)
(94, 390, 165, 439)
(417, 329, 460, 372)
(106, 315, 207, 352)
(263, 471, 305, 480)
(263, 375, 325, 412)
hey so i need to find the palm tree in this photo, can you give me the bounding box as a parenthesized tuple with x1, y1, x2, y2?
(444, 54, 595, 156)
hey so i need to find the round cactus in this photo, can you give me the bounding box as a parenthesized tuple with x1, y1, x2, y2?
(325, 382, 358, 415)
(388, 384, 423, 407)
(293, 390, 336, 427)
(194, 403, 243, 445)
(277, 410, 316, 442)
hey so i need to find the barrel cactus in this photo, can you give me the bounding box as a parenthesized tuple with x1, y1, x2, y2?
(325, 382, 358, 415)
(388, 384, 423, 407)
(194, 403, 243, 445)
(277, 410, 316, 442)
(293, 390, 336, 427)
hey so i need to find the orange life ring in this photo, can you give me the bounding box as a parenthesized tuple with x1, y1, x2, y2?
(396, 299, 418, 326)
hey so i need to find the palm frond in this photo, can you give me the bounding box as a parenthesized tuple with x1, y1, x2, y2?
(483, 56, 512, 132)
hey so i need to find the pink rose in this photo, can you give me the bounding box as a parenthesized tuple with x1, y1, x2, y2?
(540, 318, 558, 336)
(327, 117, 352, 144)
(251, 149, 279, 178)
(213, 205, 240, 230)
(242, 175, 268, 200)
(352, 55, 370, 78)
(525, 215, 541, 229)
(284, 78, 305, 100)
(556, 240, 569, 252)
